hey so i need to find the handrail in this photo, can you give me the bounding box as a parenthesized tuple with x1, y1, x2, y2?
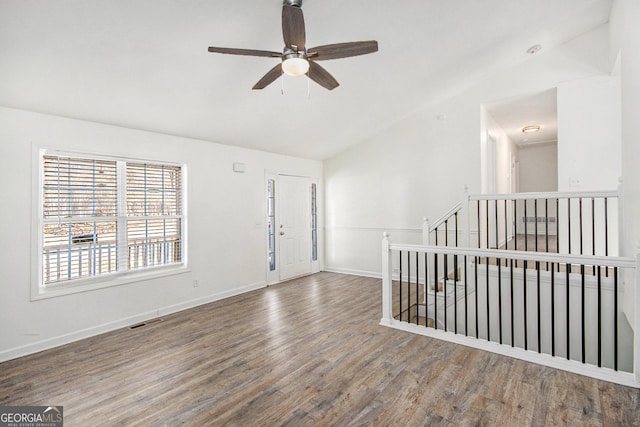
(428, 201, 463, 231)
(468, 190, 620, 201)
(388, 243, 636, 269)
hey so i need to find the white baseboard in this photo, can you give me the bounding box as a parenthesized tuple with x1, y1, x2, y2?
(156, 281, 266, 318)
(324, 266, 432, 285)
(0, 281, 266, 363)
(323, 266, 382, 279)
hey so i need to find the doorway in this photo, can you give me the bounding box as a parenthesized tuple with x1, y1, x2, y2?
(482, 88, 558, 195)
(266, 174, 318, 284)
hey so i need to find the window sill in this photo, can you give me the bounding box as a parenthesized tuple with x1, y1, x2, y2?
(31, 264, 190, 301)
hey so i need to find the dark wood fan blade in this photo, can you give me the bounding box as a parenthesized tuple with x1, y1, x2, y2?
(308, 41, 378, 61)
(308, 61, 339, 90)
(282, 5, 305, 50)
(208, 46, 281, 58)
(252, 64, 283, 90)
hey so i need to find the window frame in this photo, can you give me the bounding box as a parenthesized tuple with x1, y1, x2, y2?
(32, 147, 189, 300)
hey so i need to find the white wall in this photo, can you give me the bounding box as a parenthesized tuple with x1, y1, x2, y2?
(478, 109, 520, 247)
(557, 76, 621, 192)
(519, 142, 558, 192)
(482, 109, 519, 195)
(0, 106, 323, 361)
(324, 95, 475, 276)
(609, 0, 640, 326)
(513, 142, 559, 237)
(324, 23, 619, 277)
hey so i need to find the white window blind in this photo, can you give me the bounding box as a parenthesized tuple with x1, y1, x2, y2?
(41, 153, 183, 287)
(126, 162, 182, 270)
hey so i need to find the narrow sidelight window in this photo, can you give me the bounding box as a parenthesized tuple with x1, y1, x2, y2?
(267, 179, 276, 271)
(311, 183, 317, 261)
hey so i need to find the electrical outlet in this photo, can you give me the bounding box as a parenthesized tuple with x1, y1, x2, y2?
(569, 177, 583, 187)
(193, 279, 199, 287)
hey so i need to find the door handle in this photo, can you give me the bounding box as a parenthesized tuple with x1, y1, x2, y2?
(280, 231, 285, 236)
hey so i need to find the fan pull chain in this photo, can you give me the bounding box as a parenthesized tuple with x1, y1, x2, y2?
(307, 73, 310, 98)
(281, 73, 285, 95)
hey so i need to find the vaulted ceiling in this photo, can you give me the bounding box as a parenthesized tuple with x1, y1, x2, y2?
(0, 0, 612, 160)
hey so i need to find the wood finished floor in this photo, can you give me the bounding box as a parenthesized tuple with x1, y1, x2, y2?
(1, 272, 639, 426)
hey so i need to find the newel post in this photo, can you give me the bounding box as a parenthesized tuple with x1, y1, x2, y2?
(422, 217, 430, 246)
(381, 232, 393, 326)
(422, 217, 431, 294)
(462, 184, 470, 248)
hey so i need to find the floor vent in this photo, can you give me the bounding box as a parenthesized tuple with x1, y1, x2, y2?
(129, 318, 163, 330)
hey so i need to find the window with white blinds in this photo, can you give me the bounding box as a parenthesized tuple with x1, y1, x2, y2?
(126, 162, 182, 271)
(40, 153, 184, 287)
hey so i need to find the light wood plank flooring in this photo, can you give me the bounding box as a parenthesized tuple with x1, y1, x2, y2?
(1, 272, 638, 426)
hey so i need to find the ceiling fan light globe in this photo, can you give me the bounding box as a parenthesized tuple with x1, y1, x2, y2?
(282, 57, 309, 76)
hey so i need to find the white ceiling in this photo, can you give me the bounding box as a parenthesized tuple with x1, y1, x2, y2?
(485, 89, 558, 147)
(0, 0, 611, 160)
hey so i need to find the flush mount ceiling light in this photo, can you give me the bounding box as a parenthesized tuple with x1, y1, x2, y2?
(522, 125, 541, 133)
(526, 44, 542, 55)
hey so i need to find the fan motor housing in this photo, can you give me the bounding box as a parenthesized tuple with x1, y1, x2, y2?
(283, 49, 306, 61)
(284, 0, 302, 7)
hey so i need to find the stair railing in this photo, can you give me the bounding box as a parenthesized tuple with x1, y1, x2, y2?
(466, 189, 621, 258)
(381, 232, 640, 388)
(382, 184, 637, 387)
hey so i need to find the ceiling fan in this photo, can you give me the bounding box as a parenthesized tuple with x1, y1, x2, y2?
(207, 0, 378, 91)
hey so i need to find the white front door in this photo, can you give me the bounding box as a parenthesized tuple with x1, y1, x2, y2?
(278, 175, 311, 281)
